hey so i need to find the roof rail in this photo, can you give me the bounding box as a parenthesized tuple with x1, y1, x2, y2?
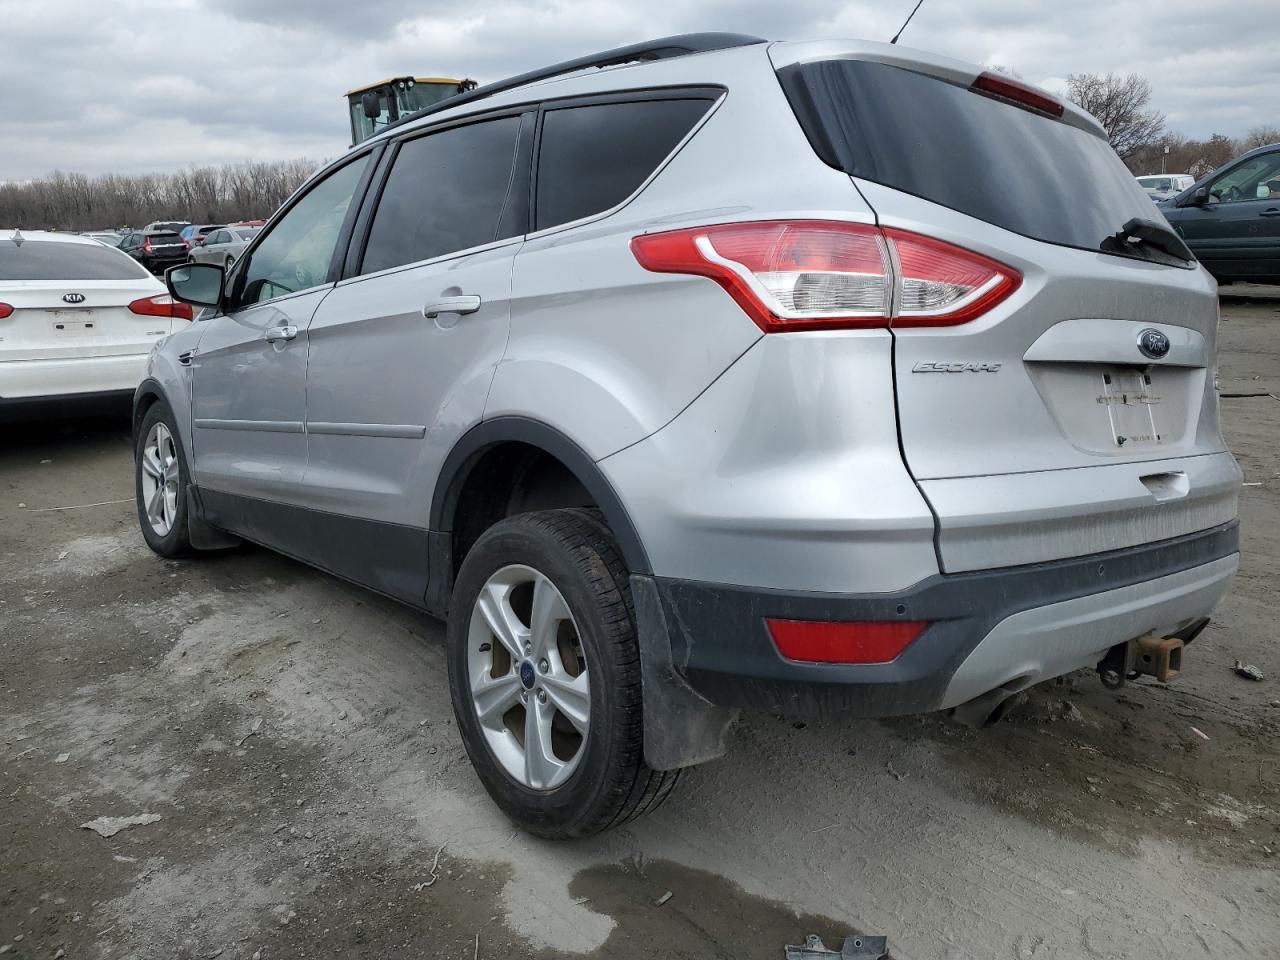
(377, 32, 766, 137)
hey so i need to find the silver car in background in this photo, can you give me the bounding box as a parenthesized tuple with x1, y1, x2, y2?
(1137, 173, 1194, 201)
(188, 225, 260, 268)
(136, 33, 1240, 839)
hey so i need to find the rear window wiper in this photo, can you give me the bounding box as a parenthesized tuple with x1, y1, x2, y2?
(1102, 217, 1193, 264)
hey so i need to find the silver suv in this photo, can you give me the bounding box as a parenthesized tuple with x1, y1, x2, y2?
(137, 34, 1241, 838)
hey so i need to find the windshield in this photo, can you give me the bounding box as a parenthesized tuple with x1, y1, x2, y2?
(779, 60, 1160, 260)
(349, 81, 462, 144)
(1139, 177, 1173, 191)
(0, 239, 149, 280)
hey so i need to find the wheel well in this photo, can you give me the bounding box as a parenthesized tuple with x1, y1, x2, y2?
(132, 387, 162, 441)
(449, 442, 596, 575)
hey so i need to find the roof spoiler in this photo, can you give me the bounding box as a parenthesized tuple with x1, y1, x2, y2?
(377, 32, 766, 136)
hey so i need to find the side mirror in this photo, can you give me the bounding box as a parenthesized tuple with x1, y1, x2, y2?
(1184, 186, 1210, 207)
(361, 91, 382, 120)
(166, 263, 224, 309)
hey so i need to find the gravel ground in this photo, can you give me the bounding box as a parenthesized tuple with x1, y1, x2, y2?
(2, 298, 1277, 960)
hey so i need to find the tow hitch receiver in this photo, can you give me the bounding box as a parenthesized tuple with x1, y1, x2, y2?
(1098, 633, 1185, 688)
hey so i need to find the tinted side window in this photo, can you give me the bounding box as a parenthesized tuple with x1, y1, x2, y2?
(535, 98, 712, 231)
(233, 154, 370, 307)
(361, 115, 526, 275)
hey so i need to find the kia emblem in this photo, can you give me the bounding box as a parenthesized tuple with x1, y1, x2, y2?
(62, 292, 86, 304)
(1137, 328, 1170, 360)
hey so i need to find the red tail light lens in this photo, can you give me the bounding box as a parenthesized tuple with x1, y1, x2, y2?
(0, 303, 12, 319)
(142, 239, 153, 252)
(971, 72, 1065, 118)
(631, 220, 1019, 331)
(129, 294, 194, 322)
(632, 220, 891, 332)
(766, 618, 928, 665)
(886, 229, 1021, 327)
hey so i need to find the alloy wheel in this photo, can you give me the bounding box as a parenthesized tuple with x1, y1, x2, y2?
(140, 422, 180, 536)
(466, 564, 590, 791)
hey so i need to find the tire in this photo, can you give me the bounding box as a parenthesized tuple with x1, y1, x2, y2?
(134, 400, 196, 558)
(446, 508, 678, 838)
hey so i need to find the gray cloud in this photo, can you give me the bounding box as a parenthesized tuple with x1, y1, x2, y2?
(0, 0, 1275, 180)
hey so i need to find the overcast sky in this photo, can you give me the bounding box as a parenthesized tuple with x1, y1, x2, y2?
(1, 0, 1275, 180)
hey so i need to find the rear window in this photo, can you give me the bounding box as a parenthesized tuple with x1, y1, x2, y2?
(778, 60, 1157, 256)
(535, 97, 713, 230)
(147, 233, 183, 243)
(0, 240, 149, 280)
(233, 228, 259, 240)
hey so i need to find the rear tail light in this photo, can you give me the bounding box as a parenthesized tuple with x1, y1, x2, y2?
(142, 239, 153, 252)
(971, 72, 1065, 118)
(766, 618, 929, 664)
(631, 220, 1019, 331)
(129, 294, 193, 322)
(0, 303, 12, 319)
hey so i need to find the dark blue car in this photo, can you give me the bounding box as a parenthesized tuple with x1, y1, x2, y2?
(1161, 143, 1280, 285)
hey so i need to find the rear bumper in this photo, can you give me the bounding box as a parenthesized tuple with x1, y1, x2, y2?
(634, 521, 1239, 718)
(0, 354, 148, 400)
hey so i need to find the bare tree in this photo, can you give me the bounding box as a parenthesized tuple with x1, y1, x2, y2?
(1065, 72, 1165, 159)
(1242, 125, 1280, 150)
(0, 159, 320, 232)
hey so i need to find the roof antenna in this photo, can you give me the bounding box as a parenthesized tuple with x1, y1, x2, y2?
(890, 0, 926, 44)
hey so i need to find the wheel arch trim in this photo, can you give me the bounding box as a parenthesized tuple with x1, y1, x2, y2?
(430, 417, 652, 575)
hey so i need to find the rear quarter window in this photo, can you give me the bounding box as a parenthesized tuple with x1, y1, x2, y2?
(0, 241, 150, 280)
(534, 97, 714, 231)
(778, 60, 1157, 256)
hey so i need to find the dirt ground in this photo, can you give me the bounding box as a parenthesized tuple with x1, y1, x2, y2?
(2, 296, 1278, 960)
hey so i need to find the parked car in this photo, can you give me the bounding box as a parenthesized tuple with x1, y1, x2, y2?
(233, 219, 268, 228)
(143, 220, 191, 234)
(119, 229, 189, 274)
(81, 231, 125, 247)
(1161, 143, 1280, 284)
(1136, 173, 1193, 201)
(188, 225, 260, 268)
(140, 33, 1240, 838)
(0, 230, 190, 410)
(180, 223, 226, 246)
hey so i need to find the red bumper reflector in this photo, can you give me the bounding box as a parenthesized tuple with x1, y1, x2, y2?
(766, 618, 928, 665)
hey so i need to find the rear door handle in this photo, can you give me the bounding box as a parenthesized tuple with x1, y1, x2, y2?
(1260, 208, 1280, 217)
(423, 295, 481, 319)
(264, 324, 298, 343)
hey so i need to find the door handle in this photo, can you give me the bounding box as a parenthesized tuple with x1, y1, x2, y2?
(264, 324, 298, 343)
(423, 295, 481, 319)
(1260, 208, 1280, 217)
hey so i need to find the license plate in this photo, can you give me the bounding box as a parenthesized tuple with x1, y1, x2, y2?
(1097, 368, 1164, 447)
(49, 311, 99, 336)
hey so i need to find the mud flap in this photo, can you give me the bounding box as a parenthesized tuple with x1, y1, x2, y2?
(631, 575, 738, 771)
(186, 487, 241, 550)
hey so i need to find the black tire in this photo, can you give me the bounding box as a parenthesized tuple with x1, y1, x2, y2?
(446, 508, 678, 839)
(134, 400, 196, 558)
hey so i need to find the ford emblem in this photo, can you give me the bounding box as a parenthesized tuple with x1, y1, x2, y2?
(1137, 328, 1170, 360)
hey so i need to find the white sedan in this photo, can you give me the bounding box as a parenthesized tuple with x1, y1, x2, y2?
(1, 230, 192, 407)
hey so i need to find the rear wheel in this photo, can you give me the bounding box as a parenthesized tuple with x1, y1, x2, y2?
(446, 509, 677, 838)
(135, 401, 195, 558)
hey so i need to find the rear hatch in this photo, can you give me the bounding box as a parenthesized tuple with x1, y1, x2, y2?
(143, 232, 188, 258)
(774, 47, 1240, 571)
(0, 239, 179, 362)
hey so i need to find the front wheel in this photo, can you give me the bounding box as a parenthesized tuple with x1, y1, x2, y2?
(134, 401, 195, 557)
(446, 509, 678, 838)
